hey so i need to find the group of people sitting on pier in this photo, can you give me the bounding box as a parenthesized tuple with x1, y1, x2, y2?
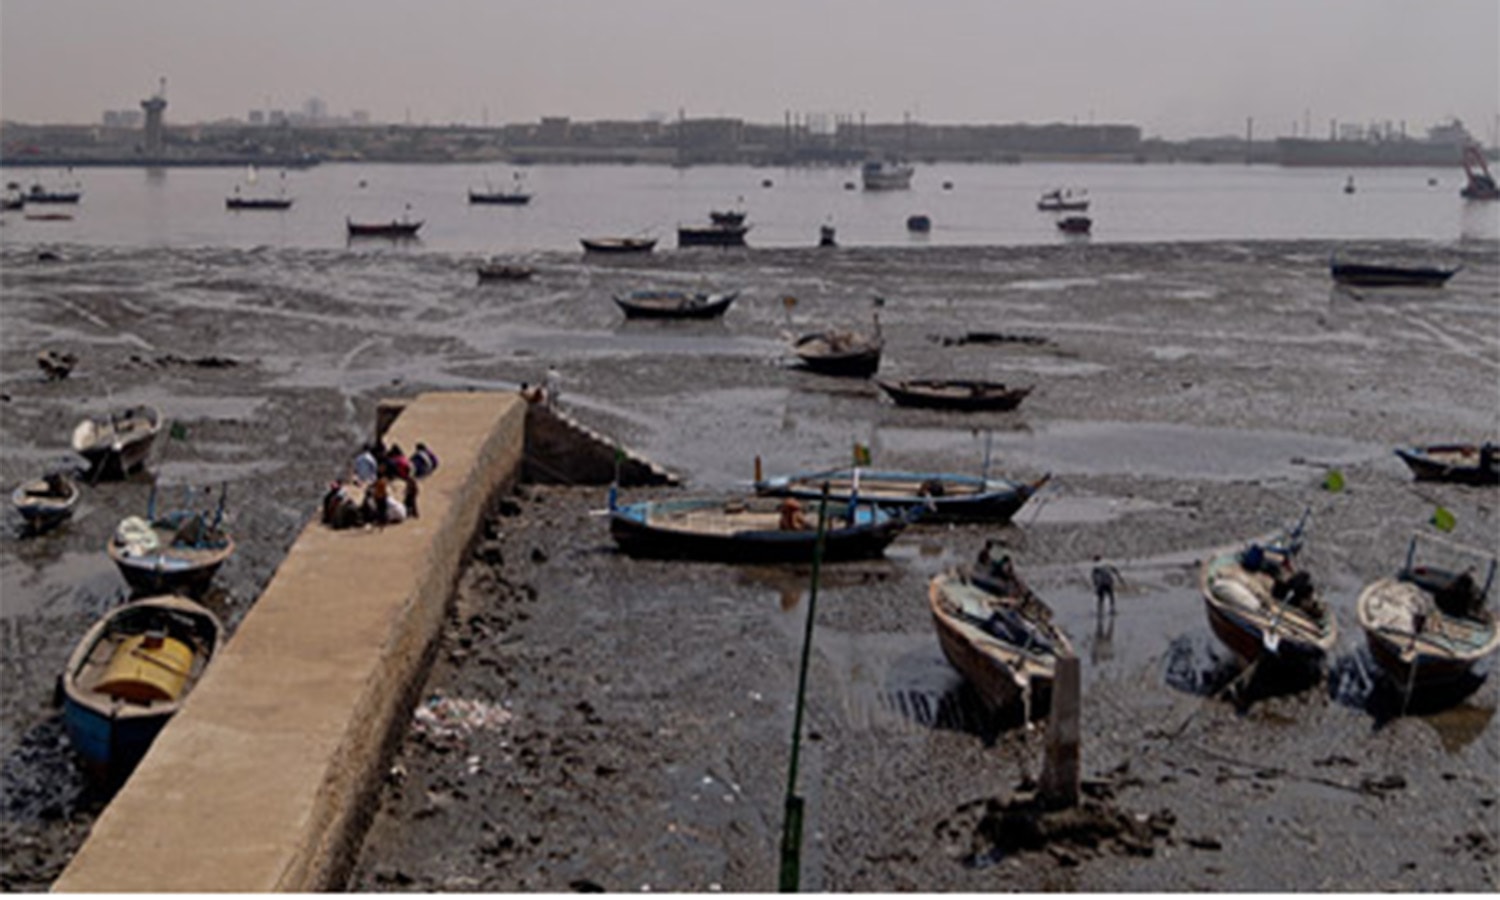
(322, 440, 439, 530)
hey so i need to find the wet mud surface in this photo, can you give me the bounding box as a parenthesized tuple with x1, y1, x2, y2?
(1, 238, 1497, 890)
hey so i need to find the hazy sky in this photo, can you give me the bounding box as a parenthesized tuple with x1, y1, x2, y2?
(2, 0, 1496, 140)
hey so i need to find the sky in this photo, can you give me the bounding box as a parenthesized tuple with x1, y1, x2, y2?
(1, 0, 1497, 142)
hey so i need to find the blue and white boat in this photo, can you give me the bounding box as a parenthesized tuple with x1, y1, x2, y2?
(608, 494, 905, 563)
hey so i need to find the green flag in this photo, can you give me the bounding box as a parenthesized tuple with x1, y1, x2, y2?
(852, 442, 872, 467)
(1431, 506, 1456, 533)
(1321, 469, 1345, 492)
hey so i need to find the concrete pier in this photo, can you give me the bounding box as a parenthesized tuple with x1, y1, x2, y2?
(53, 391, 525, 893)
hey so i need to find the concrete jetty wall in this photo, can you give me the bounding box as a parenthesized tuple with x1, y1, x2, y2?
(53, 391, 526, 893)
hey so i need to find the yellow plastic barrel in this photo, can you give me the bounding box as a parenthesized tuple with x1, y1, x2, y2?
(97, 634, 193, 703)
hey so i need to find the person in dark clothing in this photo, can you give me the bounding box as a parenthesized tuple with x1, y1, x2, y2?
(1091, 555, 1124, 615)
(1435, 568, 1484, 620)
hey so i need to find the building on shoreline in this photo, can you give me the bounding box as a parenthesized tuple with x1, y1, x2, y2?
(1, 113, 1492, 169)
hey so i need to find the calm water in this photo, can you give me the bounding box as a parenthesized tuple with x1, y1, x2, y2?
(3, 161, 1497, 254)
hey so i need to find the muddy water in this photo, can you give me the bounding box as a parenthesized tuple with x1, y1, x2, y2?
(1, 238, 1496, 890)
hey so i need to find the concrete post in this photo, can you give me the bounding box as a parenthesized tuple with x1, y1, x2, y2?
(1039, 654, 1080, 810)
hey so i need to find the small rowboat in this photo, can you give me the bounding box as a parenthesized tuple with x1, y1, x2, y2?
(71, 405, 162, 479)
(1056, 215, 1092, 234)
(61, 594, 223, 781)
(613, 289, 738, 320)
(1393, 443, 1498, 486)
(875, 379, 1033, 412)
(791, 328, 882, 378)
(755, 463, 1046, 524)
(928, 571, 1073, 719)
(468, 189, 531, 205)
(108, 497, 235, 598)
(581, 237, 656, 254)
(1357, 537, 1498, 700)
(346, 218, 422, 238)
(608, 495, 905, 563)
(1199, 517, 1337, 679)
(476, 262, 535, 282)
(678, 224, 749, 247)
(12, 473, 79, 530)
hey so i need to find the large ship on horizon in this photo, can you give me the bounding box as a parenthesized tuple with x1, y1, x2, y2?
(1276, 118, 1479, 168)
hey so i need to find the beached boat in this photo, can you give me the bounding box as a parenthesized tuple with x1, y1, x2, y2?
(1393, 443, 1498, 486)
(1057, 215, 1092, 234)
(61, 594, 223, 781)
(677, 223, 750, 247)
(107, 492, 235, 597)
(70, 405, 162, 478)
(11, 473, 79, 530)
(613, 289, 737, 320)
(1356, 536, 1498, 697)
(608, 494, 906, 563)
(476, 261, 535, 282)
(755, 463, 1046, 524)
(875, 379, 1033, 412)
(861, 159, 914, 190)
(346, 218, 423, 238)
(1329, 260, 1459, 287)
(1199, 517, 1337, 678)
(581, 236, 657, 254)
(928, 571, 1074, 718)
(790, 324, 882, 377)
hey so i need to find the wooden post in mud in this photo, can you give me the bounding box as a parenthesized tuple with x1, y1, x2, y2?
(1039, 654, 1081, 810)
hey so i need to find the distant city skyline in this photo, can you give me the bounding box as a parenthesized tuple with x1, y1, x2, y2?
(2, 0, 1496, 143)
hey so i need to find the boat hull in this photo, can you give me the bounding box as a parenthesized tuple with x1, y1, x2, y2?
(71, 406, 161, 479)
(1394, 445, 1498, 486)
(876, 379, 1032, 412)
(346, 221, 422, 238)
(11, 479, 79, 530)
(581, 238, 656, 254)
(756, 469, 1041, 524)
(1199, 544, 1336, 682)
(614, 291, 736, 320)
(226, 197, 292, 210)
(1357, 575, 1499, 697)
(61, 595, 222, 781)
(1330, 262, 1458, 287)
(608, 499, 903, 563)
(928, 574, 1070, 719)
(677, 225, 749, 247)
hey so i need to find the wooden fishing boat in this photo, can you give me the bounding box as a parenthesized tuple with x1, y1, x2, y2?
(1356, 537, 1498, 697)
(70, 405, 161, 478)
(928, 572, 1073, 718)
(346, 218, 422, 238)
(861, 159, 914, 190)
(581, 236, 657, 254)
(1199, 517, 1337, 678)
(107, 496, 235, 597)
(61, 594, 223, 781)
(677, 223, 750, 247)
(1056, 215, 1092, 234)
(226, 195, 293, 210)
(608, 495, 905, 563)
(11, 473, 79, 530)
(476, 261, 535, 282)
(1393, 443, 1498, 486)
(613, 289, 738, 320)
(755, 463, 1047, 524)
(791, 327, 882, 377)
(1329, 260, 1459, 287)
(875, 379, 1033, 412)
